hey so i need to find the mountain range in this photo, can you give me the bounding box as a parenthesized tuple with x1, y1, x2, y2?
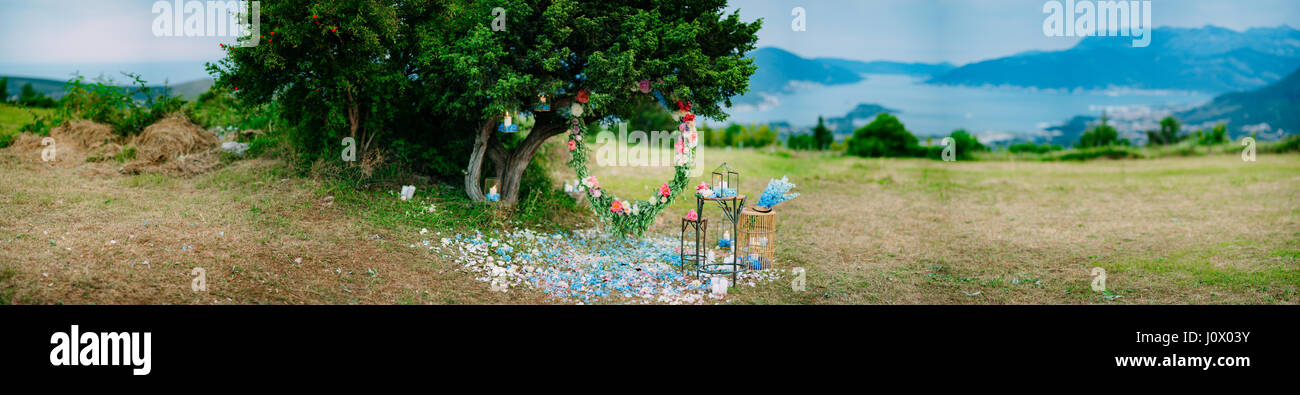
(929, 25, 1300, 94)
(1, 75, 213, 102)
(1177, 66, 1300, 140)
(743, 47, 954, 98)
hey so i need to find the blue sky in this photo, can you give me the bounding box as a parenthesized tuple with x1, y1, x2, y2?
(1, 0, 1297, 83)
(729, 0, 1300, 63)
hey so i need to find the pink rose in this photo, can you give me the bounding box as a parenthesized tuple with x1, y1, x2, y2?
(567, 140, 577, 151)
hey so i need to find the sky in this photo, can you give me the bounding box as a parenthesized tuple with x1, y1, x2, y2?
(728, 0, 1300, 64)
(1, 0, 1298, 83)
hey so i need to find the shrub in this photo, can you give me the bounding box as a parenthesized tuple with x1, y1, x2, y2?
(848, 113, 919, 157)
(1008, 142, 1063, 154)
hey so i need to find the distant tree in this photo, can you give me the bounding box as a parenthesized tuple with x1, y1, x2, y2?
(0, 77, 9, 103)
(1147, 116, 1183, 146)
(700, 125, 716, 148)
(723, 123, 742, 147)
(17, 83, 56, 108)
(744, 123, 777, 147)
(848, 113, 919, 157)
(787, 133, 814, 150)
(1078, 112, 1128, 148)
(812, 116, 833, 150)
(1194, 123, 1229, 145)
(945, 129, 986, 160)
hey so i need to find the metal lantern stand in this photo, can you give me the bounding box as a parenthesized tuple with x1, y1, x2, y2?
(696, 194, 746, 283)
(679, 218, 707, 273)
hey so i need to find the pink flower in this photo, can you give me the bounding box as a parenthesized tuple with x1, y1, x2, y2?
(686, 209, 698, 221)
(610, 200, 624, 213)
(686, 131, 698, 147)
(591, 189, 602, 198)
(584, 176, 599, 189)
(675, 137, 687, 154)
(567, 140, 577, 151)
(696, 182, 709, 191)
(659, 183, 671, 197)
(638, 79, 651, 93)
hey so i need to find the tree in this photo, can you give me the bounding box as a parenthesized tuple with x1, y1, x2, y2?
(812, 116, 832, 150)
(1078, 112, 1127, 148)
(17, 83, 56, 108)
(848, 113, 918, 157)
(211, 0, 438, 171)
(945, 129, 985, 160)
(1147, 116, 1183, 146)
(723, 123, 742, 147)
(0, 77, 8, 103)
(426, 1, 760, 203)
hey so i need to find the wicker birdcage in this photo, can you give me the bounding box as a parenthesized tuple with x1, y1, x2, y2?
(737, 207, 775, 270)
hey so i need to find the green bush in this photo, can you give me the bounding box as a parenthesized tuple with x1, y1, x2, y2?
(1051, 146, 1141, 161)
(1008, 142, 1063, 154)
(848, 113, 919, 157)
(29, 73, 186, 136)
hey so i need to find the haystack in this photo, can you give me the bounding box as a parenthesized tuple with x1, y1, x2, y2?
(122, 115, 221, 176)
(6, 120, 116, 166)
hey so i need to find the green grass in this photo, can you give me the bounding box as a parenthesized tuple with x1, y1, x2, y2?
(0, 103, 54, 147)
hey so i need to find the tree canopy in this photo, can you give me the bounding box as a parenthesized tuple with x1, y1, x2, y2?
(211, 0, 761, 204)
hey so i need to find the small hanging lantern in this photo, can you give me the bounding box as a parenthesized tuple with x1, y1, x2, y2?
(497, 111, 518, 133)
(535, 94, 550, 112)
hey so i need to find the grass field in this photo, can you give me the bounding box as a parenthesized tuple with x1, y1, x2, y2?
(0, 103, 54, 146)
(1, 142, 1297, 304)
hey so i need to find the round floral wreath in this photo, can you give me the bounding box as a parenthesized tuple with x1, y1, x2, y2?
(564, 85, 700, 237)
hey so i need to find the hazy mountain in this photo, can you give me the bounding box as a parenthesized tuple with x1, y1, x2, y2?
(1040, 115, 1097, 148)
(929, 25, 1300, 94)
(813, 58, 955, 76)
(825, 103, 898, 136)
(1, 75, 214, 101)
(1177, 66, 1300, 140)
(748, 47, 863, 94)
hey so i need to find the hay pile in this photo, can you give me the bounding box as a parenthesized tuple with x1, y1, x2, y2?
(7, 120, 117, 166)
(4, 115, 224, 176)
(121, 115, 221, 176)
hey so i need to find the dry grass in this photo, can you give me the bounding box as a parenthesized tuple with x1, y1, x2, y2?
(1, 143, 1297, 305)
(0, 154, 542, 305)
(578, 147, 1300, 304)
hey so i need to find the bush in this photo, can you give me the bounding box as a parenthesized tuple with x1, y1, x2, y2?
(847, 113, 919, 157)
(1078, 113, 1130, 148)
(1008, 142, 1063, 154)
(32, 73, 186, 136)
(1051, 146, 1141, 161)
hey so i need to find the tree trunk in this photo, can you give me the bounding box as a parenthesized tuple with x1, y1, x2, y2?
(464, 100, 575, 205)
(463, 118, 498, 201)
